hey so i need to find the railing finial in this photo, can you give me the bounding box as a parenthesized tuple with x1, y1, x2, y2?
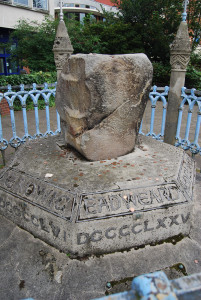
(182, 0, 189, 22)
(59, 1, 64, 22)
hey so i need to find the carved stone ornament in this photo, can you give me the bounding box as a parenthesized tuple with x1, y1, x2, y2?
(170, 21, 191, 71)
(170, 54, 190, 71)
(54, 52, 70, 70)
(53, 20, 73, 71)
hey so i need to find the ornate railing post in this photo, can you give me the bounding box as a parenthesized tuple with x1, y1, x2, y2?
(164, 0, 191, 145)
(52, 1, 74, 80)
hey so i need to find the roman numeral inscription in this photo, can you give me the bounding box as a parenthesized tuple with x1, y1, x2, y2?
(77, 212, 191, 245)
(78, 183, 187, 221)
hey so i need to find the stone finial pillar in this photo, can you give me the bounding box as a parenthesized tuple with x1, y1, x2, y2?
(164, 9, 191, 145)
(53, 2, 74, 80)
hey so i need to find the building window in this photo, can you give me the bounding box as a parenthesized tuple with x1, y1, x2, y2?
(33, 0, 47, 10)
(63, 3, 74, 7)
(0, 36, 20, 75)
(13, 0, 28, 6)
(0, 58, 5, 75)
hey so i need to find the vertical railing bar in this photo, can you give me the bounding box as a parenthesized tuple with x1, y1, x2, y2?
(139, 120, 143, 135)
(45, 103, 51, 133)
(22, 107, 29, 137)
(149, 105, 156, 135)
(193, 113, 201, 145)
(10, 108, 17, 139)
(34, 104, 41, 136)
(176, 109, 183, 140)
(161, 107, 167, 137)
(184, 111, 192, 142)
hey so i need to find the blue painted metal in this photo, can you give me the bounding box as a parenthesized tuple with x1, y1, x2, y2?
(0, 82, 59, 150)
(1, 83, 201, 156)
(93, 271, 201, 300)
(139, 85, 169, 141)
(175, 87, 201, 154)
(131, 271, 177, 299)
(182, 0, 189, 22)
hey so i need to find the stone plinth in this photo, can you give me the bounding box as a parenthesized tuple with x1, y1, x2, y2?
(56, 53, 153, 161)
(0, 136, 195, 257)
(164, 21, 191, 145)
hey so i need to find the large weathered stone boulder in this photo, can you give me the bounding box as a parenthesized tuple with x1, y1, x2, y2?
(56, 53, 153, 161)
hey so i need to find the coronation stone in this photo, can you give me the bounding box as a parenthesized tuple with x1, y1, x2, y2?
(55, 53, 153, 161)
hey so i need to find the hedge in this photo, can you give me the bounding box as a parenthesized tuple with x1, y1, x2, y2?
(0, 64, 200, 93)
(0, 71, 57, 89)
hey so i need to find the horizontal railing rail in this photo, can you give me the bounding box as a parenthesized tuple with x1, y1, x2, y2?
(0, 82, 57, 92)
(0, 83, 201, 157)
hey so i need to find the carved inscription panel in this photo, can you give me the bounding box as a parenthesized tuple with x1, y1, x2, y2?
(77, 212, 191, 245)
(0, 169, 76, 220)
(0, 192, 68, 243)
(78, 183, 188, 221)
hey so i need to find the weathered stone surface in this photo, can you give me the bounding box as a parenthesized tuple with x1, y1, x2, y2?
(0, 135, 195, 257)
(52, 19, 73, 78)
(164, 21, 191, 145)
(56, 53, 153, 161)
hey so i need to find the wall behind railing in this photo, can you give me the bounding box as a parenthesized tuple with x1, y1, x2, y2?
(0, 83, 201, 162)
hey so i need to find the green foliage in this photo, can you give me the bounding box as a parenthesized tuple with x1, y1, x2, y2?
(112, 0, 184, 62)
(187, 0, 201, 50)
(65, 17, 102, 54)
(0, 71, 57, 87)
(0, 71, 57, 111)
(185, 53, 201, 89)
(152, 62, 171, 87)
(13, 94, 56, 111)
(186, 68, 201, 90)
(152, 54, 201, 90)
(5, 2, 201, 91)
(9, 16, 58, 72)
(189, 52, 201, 70)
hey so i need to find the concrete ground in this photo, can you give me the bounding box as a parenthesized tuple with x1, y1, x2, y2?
(0, 105, 201, 299)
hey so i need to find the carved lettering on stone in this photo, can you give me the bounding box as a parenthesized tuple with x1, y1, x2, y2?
(0, 169, 76, 221)
(76, 213, 191, 245)
(78, 183, 186, 221)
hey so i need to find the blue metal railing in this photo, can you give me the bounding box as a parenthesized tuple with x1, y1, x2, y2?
(0, 82, 60, 150)
(93, 271, 201, 300)
(139, 85, 169, 140)
(175, 87, 201, 154)
(0, 83, 201, 155)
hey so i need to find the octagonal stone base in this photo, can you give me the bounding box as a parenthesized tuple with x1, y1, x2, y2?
(0, 136, 195, 257)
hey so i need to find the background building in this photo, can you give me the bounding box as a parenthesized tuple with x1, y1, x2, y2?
(0, 0, 117, 75)
(54, 0, 118, 22)
(0, 0, 54, 75)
